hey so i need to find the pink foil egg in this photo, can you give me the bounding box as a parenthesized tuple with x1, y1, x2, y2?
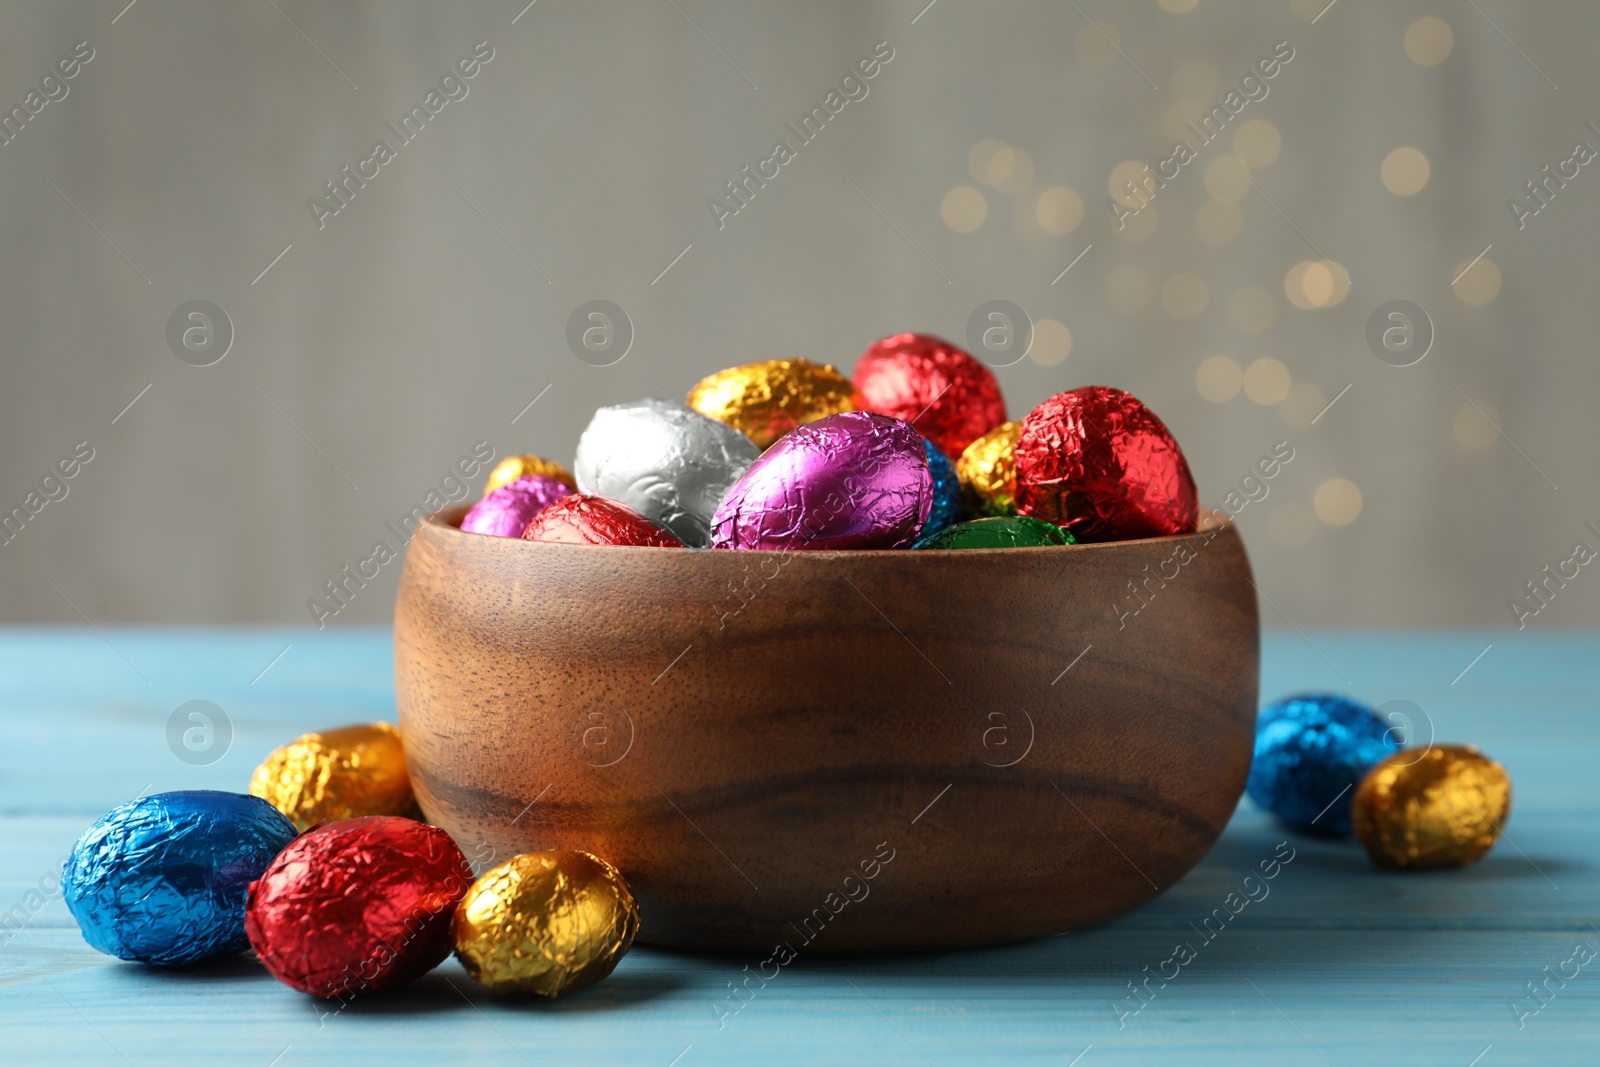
(460, 475, 571, 538)
(709, 411, 933, 551)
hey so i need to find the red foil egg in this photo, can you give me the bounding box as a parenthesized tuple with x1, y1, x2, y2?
(1014, 386, 1198, 542)
(244, 816, 472, 999)
(852, 333, 1007, 459)
(520, 494, 685, 547)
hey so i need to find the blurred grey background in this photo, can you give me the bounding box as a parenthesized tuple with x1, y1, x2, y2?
(1, 0, 1595, 629)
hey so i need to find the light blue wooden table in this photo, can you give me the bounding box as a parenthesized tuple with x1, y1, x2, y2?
(1, 629, 1594, 1066)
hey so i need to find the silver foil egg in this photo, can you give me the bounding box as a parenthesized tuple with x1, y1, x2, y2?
(574, 398, 759, 547)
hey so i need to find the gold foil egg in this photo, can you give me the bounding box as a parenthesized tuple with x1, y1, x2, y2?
(247, 722, 417, 832)
(1353, 745, 1511, 869)
(686, 358, 859, 449)
(452, 851, 640, 997)
(956, 420, 1020, 517)
(484, 454, 576, 496)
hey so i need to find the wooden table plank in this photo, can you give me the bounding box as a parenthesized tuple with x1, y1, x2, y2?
(1, 629, 1595, 1065)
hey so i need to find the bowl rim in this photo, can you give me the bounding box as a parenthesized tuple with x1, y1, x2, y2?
(422, 504, 1235, 559)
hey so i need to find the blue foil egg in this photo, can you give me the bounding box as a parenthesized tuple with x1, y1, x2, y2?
(63, 790, 298, 966)
(1246, 694, 1400, 834)
(921, 438, 964, 539)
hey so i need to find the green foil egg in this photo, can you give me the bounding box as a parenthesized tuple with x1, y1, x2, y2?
(913, 515, 1074, 550)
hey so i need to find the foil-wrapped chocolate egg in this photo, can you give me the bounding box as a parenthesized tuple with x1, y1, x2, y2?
(921, 439, 964, 539)
(63, 791, 297, 966)
(484, 454, 576, 496)
(246, 816, 472, 998)
(460, 475, 572, 538)
(1354, 745, 1511, 868)
(574, 398, 759, 547)
(452, 851, 640, 997)
(1247, 693, 1400, 834)
(687, 359, 860, 450)
(914, 515, 1073, 550)
(956, 421, 1019, 518)
(249, 721, 417, 832)
(852, 333, 1007, 458)
(521, 494, 685, 547)
(710, 411, 933, 551)
(1014, 387, 1198, 542)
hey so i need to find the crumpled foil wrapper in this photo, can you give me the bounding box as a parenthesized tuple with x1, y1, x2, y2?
(852, 332, 1007, 458)
(521, 493, 685, 547)
(249, 721, 418, 832)
(686, 358, 860, 450)
(460, 475, 572, 538)
(245, 816, 472, 998)
(1354, 745, 1511, 868)
(452, 851, 640, 997)
(914, 515, 1072, 550)
(62, 790, 297, 966)
(710, 410, 932, 551)
(920, 438, 965, 539)
(484, 454, 576, 495)
(1014, 386, 1198, 542)
(956, 421, 1019, 518)
(574, 398, 759, 547)
(1246, 694, 1400, 834)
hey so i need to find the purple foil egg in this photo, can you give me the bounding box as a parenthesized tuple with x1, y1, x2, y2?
(710, 411, 933, 550)
(460, 475, 571, 538)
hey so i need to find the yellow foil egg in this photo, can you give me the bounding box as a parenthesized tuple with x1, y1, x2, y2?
(956, 420, 1020, 517)
(453, 851, 640, 997)
(1353, 745, 1511, 869)
(484, 454, 577, 496)
(686, 358, 859, 449)
(248, 722, 417, 832)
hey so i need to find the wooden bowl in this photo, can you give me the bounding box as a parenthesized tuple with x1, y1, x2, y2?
(395, 507, 1259, 953)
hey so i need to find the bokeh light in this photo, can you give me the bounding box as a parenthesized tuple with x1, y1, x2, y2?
(1453, 256, 1502, 305)
(1285, 262, 1317, 309)
(1405, 16, 1454, 66)
(1314, 478, 1363, 526)
(970, 139, 1011, 185)
(1452, 400, 1500, 450)
(1035, 187, 1084, 234)
(1028, 319, 1072, 366)
(1108, 160, 1152, 209)
(1161, 272, 1210, 319)
(1243, 357, 1291, 404)
(941, 186, 987, 232)
(1381, 146, 1431, 196)
(1285, 260, 1351, 308)
(995, 149, 1034, 195)
(1233, 119, 1282, 168)
(1196, 356, 1242, 402)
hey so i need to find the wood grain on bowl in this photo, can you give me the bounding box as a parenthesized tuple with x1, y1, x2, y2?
(395, 505, 1259, 953)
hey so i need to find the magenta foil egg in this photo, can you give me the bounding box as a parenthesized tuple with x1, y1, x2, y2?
(459, 475, 571, 538)
(710, 411, 933, 551)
